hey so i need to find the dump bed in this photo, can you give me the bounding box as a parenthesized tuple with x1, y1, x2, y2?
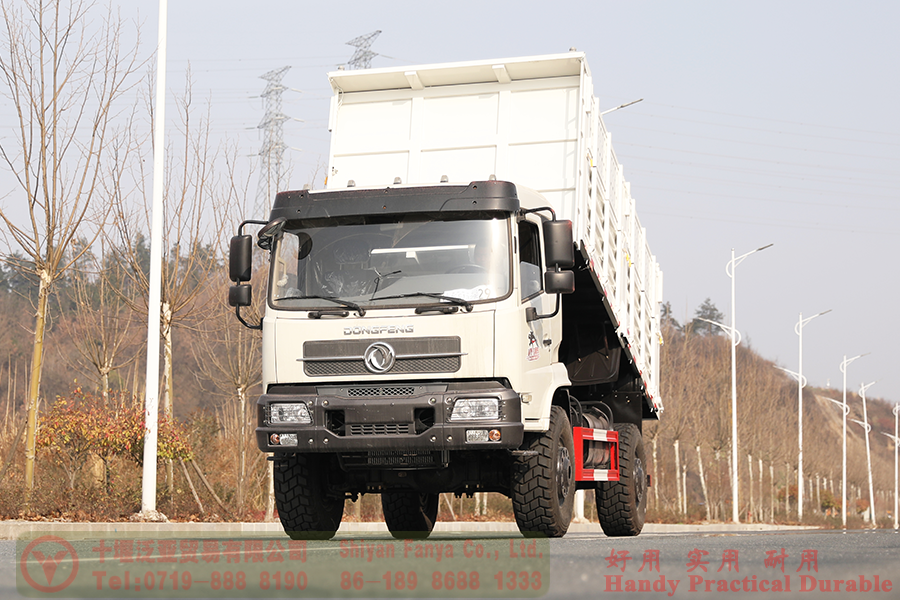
(326, 52, 663, 409)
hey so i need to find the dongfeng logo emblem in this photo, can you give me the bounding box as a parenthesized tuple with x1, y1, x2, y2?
(364, 342, 396, 373)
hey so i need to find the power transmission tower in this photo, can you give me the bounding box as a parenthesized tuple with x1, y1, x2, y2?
(346, 30, 381, 70)
(257, 66, 291, 211)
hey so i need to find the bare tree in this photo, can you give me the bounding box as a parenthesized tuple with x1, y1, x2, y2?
(113, 69, 220, 421)
(0, 0, 141, 498)
(59, 237, 139, 402)
(191, 292, 261, 513)
(189, 146, 262, 515)
(111, 69, 225, 504)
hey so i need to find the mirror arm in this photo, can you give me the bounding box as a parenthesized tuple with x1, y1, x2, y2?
(235, 306, 263, 331)
(526, 293, 561, 323)
(238, 219, 268, 236)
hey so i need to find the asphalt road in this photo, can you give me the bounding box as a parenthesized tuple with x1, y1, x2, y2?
(1, 527, 898, 599)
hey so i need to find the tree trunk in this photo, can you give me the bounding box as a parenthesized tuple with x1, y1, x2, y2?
(161, 305, 175, 506)
(652, 437, 659, 509)
(574, 490, 586, 522)
(758, 458, 764, 522)
(696, 445, 710, 521)
(190, 460, 229, 516)
(442, 493, 457, 520)
(100, 368, 110, 406)
(770, 463, 775, 520)
(180, 459, 204, 515)
(816, 474, 821, 514)
(674, 439, 682, 516)
(785, 463, 790, 517)
(238, 385, 247, 512)
(24, 271, 51, 503)
(747, 454, 754, 523)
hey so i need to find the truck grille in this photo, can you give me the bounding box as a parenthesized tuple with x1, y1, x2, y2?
(302, 337, 462, 377)
(346, 386, 417, 397)
(349, 423, 412, 436)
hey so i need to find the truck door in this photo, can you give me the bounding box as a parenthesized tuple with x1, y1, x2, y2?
(518, 218, 556, 377)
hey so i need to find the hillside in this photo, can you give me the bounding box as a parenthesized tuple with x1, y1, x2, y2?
(647, 321, 897, 525)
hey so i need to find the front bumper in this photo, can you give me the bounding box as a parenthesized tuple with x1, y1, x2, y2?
(256, 382, 523, 454)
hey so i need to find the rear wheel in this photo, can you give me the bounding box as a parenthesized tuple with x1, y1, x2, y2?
(596, 423, 646, 536)
(511, 405, 575, 537)
(274, 454, 345, 540)
(381, 492, 439, 539)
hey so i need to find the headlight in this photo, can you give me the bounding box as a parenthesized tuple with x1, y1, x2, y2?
(269, 403, 312, 424)
(450, 398, 499, 421)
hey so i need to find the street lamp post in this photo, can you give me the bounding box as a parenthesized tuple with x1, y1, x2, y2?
(795, 310, 831, 521)
(823, 396, 851, 521)
(725, 244, 772, 523)
(880, 404, 899, 530)
(141, 0, 168, 517)
(853, 381, 877, 527)
(838, 353, 867, 529)
(698, 317, 742, 523)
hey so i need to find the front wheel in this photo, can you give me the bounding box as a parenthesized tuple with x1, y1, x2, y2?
(596, 423, 647, 536)
(381, 492, 439, 539)
(273, 454, 345, 540)
(511, 405, 575, 537)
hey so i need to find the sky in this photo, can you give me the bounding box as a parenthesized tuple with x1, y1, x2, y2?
(10, 1, 900, 405)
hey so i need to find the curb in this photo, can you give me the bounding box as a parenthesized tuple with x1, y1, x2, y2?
(0, 520, 818, 540)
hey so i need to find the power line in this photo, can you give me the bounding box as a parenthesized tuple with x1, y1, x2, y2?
(630, 100, 900, 140)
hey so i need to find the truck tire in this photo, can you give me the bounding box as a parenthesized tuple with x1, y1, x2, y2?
(381, 492, 439, 539)
(512, 405, 575, 538)
(273, 453, 345, 540)
(596, 422, 646, 536)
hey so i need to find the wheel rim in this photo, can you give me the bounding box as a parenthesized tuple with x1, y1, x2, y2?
(633, 456, 645, 508)
(556, 445, 572, 504)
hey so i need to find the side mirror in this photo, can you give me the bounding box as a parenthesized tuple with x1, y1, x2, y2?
(545, 270, 575, 295)
(257, 216, 286, 251)
(542, 220, 574, 268)
(229, 235, 252, 282)
(228, 284, 252, 307)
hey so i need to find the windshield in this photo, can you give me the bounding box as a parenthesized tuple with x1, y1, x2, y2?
(270, 215, 511, 311)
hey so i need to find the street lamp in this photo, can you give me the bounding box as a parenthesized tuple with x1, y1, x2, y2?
(839, 353, 868, 529)
(852, 381, 877, 527)
(600, 98, 643, 116)
(795, 309, 831, 521)
(725, 243, 773, 523)
(880, 403, 899, 531)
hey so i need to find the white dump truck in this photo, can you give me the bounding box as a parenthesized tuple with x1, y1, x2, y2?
(229, 52, 663, 539)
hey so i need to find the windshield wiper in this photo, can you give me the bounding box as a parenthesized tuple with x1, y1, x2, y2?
(276, 295, 366, 316)
(369, 292, 473, 312)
